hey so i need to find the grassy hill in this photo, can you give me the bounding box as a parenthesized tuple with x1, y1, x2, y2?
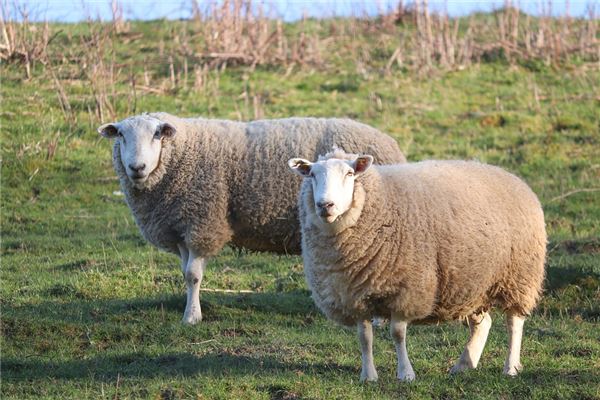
(2, 4, 599, 399)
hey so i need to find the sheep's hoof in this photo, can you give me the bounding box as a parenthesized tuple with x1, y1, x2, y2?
(449, 361, 472, 375)
(503, 363, 522, 377)
(397, 369, 416, 382)
(182, 312, 203, 325)
(359, 371, 378, 383)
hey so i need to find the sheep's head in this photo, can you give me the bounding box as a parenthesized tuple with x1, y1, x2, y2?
(288, 153, 373, 224)
(98, 115, 176, 188)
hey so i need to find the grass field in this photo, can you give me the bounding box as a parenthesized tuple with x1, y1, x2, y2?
(2, 10, 600, 400)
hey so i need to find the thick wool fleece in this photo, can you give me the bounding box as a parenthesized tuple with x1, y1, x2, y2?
(299, 156, 546, 327)
(113, 113, 405, 257)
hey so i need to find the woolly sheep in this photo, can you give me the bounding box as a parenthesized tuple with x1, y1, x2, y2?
(98, 113, 406, 324)
(288, 149, 546, 382)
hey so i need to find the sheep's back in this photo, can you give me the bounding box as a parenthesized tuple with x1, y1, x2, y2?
(383, 161, 545, 319)
(229, 118, 405, 254)
(116, 114, 404, 257)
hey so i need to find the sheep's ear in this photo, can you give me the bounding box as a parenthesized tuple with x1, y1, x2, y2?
(353, 155, 373, 175)
(288, 158, 313, 177)
(156, 122, 177, 138)
(98, 123, 119, 138)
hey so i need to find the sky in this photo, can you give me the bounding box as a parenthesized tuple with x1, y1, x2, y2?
(8, 0, 599, 23)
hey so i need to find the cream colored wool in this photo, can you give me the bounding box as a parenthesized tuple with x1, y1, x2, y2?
(111, 113, 406, 257)
(298, 152, 547, 327)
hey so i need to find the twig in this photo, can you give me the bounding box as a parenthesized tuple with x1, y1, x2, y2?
(137, 85, 165, 95)
(188, 339, 218, 345)
(199, 52, 252, 62)
(200, 288, 256, 294)
(549, 188, 600, 202)
(546, 241, 561, 255)
(113, 373, 121, 400)
(46, 29, 63, 47)
(95, 176, 120, 182)
(386, 47, 403, 72)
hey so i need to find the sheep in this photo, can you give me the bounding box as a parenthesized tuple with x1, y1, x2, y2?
(288, 148, 546, 382)
(98, 113, 406, 324)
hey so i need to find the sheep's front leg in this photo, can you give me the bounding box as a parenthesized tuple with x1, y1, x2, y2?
(180, 246, 206, 325)
(390, 315, 415, 382)
(450, 311, 492, 374)
(358, 319, 378, 382)
(503, 313, 525, 376)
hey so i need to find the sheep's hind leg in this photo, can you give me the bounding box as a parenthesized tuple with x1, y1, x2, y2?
(503, 313, 525, 376)
(450, 311, 492, 374)
(358, 320, 378, 382)
(181, 247, 207, 325)
(390, 315, 415, 382)
(178, 244, 189, 278)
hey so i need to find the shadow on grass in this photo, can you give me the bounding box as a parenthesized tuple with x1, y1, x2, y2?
(4, 290, 317, 325)
(3, 351, 355, 382)
(544, 239, 599, 293)
(544, 265, 600, 291)
(4, 351, 600, 390)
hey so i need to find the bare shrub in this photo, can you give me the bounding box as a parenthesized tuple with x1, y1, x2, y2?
(384, 0, 598, 73)
(79, 20, 119, 123)
(187, 0, 323, 68)
(48, 64, 76, 127)
(5, 0, 597, 128)
(0, 1, 55, 78)
(110, 0, 130, 35)
(478, 1, 599, 65)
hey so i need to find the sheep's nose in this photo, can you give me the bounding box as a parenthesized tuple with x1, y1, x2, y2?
(317, 201, 334, 210)
(129, 163, 146, 173)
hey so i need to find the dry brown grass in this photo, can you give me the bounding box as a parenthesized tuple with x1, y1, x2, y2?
(394, 0, 599, 71)
(186, 0, 323, 68)
(0, 0, 56, 79)
(3, 0, 597, 129)
(80, 20, 119, 122)
(110, 0, 130, 35)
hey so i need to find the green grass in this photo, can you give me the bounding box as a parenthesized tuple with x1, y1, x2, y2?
(2, 17, 600, 399)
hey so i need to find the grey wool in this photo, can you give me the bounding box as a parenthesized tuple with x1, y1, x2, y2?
(105, 113, 405, 257)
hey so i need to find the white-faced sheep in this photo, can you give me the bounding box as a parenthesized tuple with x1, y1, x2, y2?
(99, 113, 405, 324)
(288, 149, 546, 381)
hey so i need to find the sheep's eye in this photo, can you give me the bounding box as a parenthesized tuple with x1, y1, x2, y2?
(153, 130, 161, 139)
(346, 171, 354, 177)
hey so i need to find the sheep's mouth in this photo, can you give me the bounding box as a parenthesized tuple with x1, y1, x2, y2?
(318, 211, 339, 224)
(323, 215, 338, 223)
(128, 173, 148, 184)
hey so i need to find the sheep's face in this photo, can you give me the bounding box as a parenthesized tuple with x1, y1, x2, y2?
(289, 155, 373, 223)
(98, 116, 176, 187)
